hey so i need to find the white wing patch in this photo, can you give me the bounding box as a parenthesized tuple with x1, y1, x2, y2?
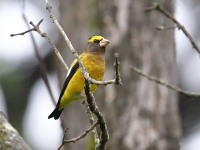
(66, 68, 72, 78)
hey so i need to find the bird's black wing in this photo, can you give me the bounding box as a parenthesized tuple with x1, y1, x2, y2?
(58, 61, 79, 105)
(48, 61, 79, 119)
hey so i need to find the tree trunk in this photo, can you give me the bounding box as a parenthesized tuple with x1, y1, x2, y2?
(103, 1, 181, 149)
(56, 0, 181, 149)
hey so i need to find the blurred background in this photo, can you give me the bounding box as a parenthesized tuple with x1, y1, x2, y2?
(0, 0, 200, 150)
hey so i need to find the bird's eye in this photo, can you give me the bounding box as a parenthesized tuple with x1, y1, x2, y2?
(94, 39, 100, 43)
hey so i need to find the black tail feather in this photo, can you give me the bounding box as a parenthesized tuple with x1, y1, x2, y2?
(48, 107, 63, 120)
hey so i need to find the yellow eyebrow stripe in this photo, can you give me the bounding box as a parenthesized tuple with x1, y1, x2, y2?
(88, 35, 103, 42)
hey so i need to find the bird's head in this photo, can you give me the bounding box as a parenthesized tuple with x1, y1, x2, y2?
(85, 35, 110, 53)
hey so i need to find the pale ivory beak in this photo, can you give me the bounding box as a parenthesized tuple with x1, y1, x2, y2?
(100, 38, 110, 47)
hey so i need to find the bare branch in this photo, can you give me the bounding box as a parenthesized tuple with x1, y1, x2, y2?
(84, 79, 109, 150)
(58, 121, 99, 150)
(10, 28, 35, 37)
(85, 53, 122, 86)
(145, 3, 200, 55)
(10, 20, 69, 71)
(64, 121, 99, 143)
(10, 19, 43, 37)
(57, 128, 68, 150)
(114, 53, 122, 85)
(131, 65, 200, 97)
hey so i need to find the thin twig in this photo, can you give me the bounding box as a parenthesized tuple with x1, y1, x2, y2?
(58, 121, 99, 150)
(114, 53, 122, 85)
(10, 28, 35, 37)
(64, 121, 99, 143)
(145, 3, 200, 54)
(10, 19, 69, 71)
(57, 128, 68, 150)
(131, 65, 200, 97)
(10, 19, 43, 36)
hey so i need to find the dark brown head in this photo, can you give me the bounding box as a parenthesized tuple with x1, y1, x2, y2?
(85, 35, 110, 54)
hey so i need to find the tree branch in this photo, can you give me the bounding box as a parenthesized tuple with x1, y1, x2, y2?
(131, 65, 200, 97)
(58, 121, 99, 150)
(84, 79, 109, 150)
(10, 20, 69, 71)
(145, 3, 200, 55)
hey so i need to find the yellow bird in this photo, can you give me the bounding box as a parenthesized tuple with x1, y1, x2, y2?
(48, 35, 110, 119)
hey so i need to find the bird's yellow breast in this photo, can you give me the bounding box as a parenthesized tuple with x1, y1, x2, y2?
(59, 53, 105, 110)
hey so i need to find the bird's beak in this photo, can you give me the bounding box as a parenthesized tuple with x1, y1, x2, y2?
(100, 38, 110, 47)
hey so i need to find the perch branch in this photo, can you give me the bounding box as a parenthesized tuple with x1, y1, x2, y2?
(84, 79, 109, 150)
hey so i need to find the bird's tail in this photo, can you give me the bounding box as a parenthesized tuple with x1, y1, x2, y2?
(48, 107, 63, 120)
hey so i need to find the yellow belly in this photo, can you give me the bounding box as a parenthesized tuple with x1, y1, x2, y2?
(59, 53, 105, 110)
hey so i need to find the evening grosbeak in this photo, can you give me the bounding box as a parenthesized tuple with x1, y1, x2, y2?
(48, 35, 110, 119)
